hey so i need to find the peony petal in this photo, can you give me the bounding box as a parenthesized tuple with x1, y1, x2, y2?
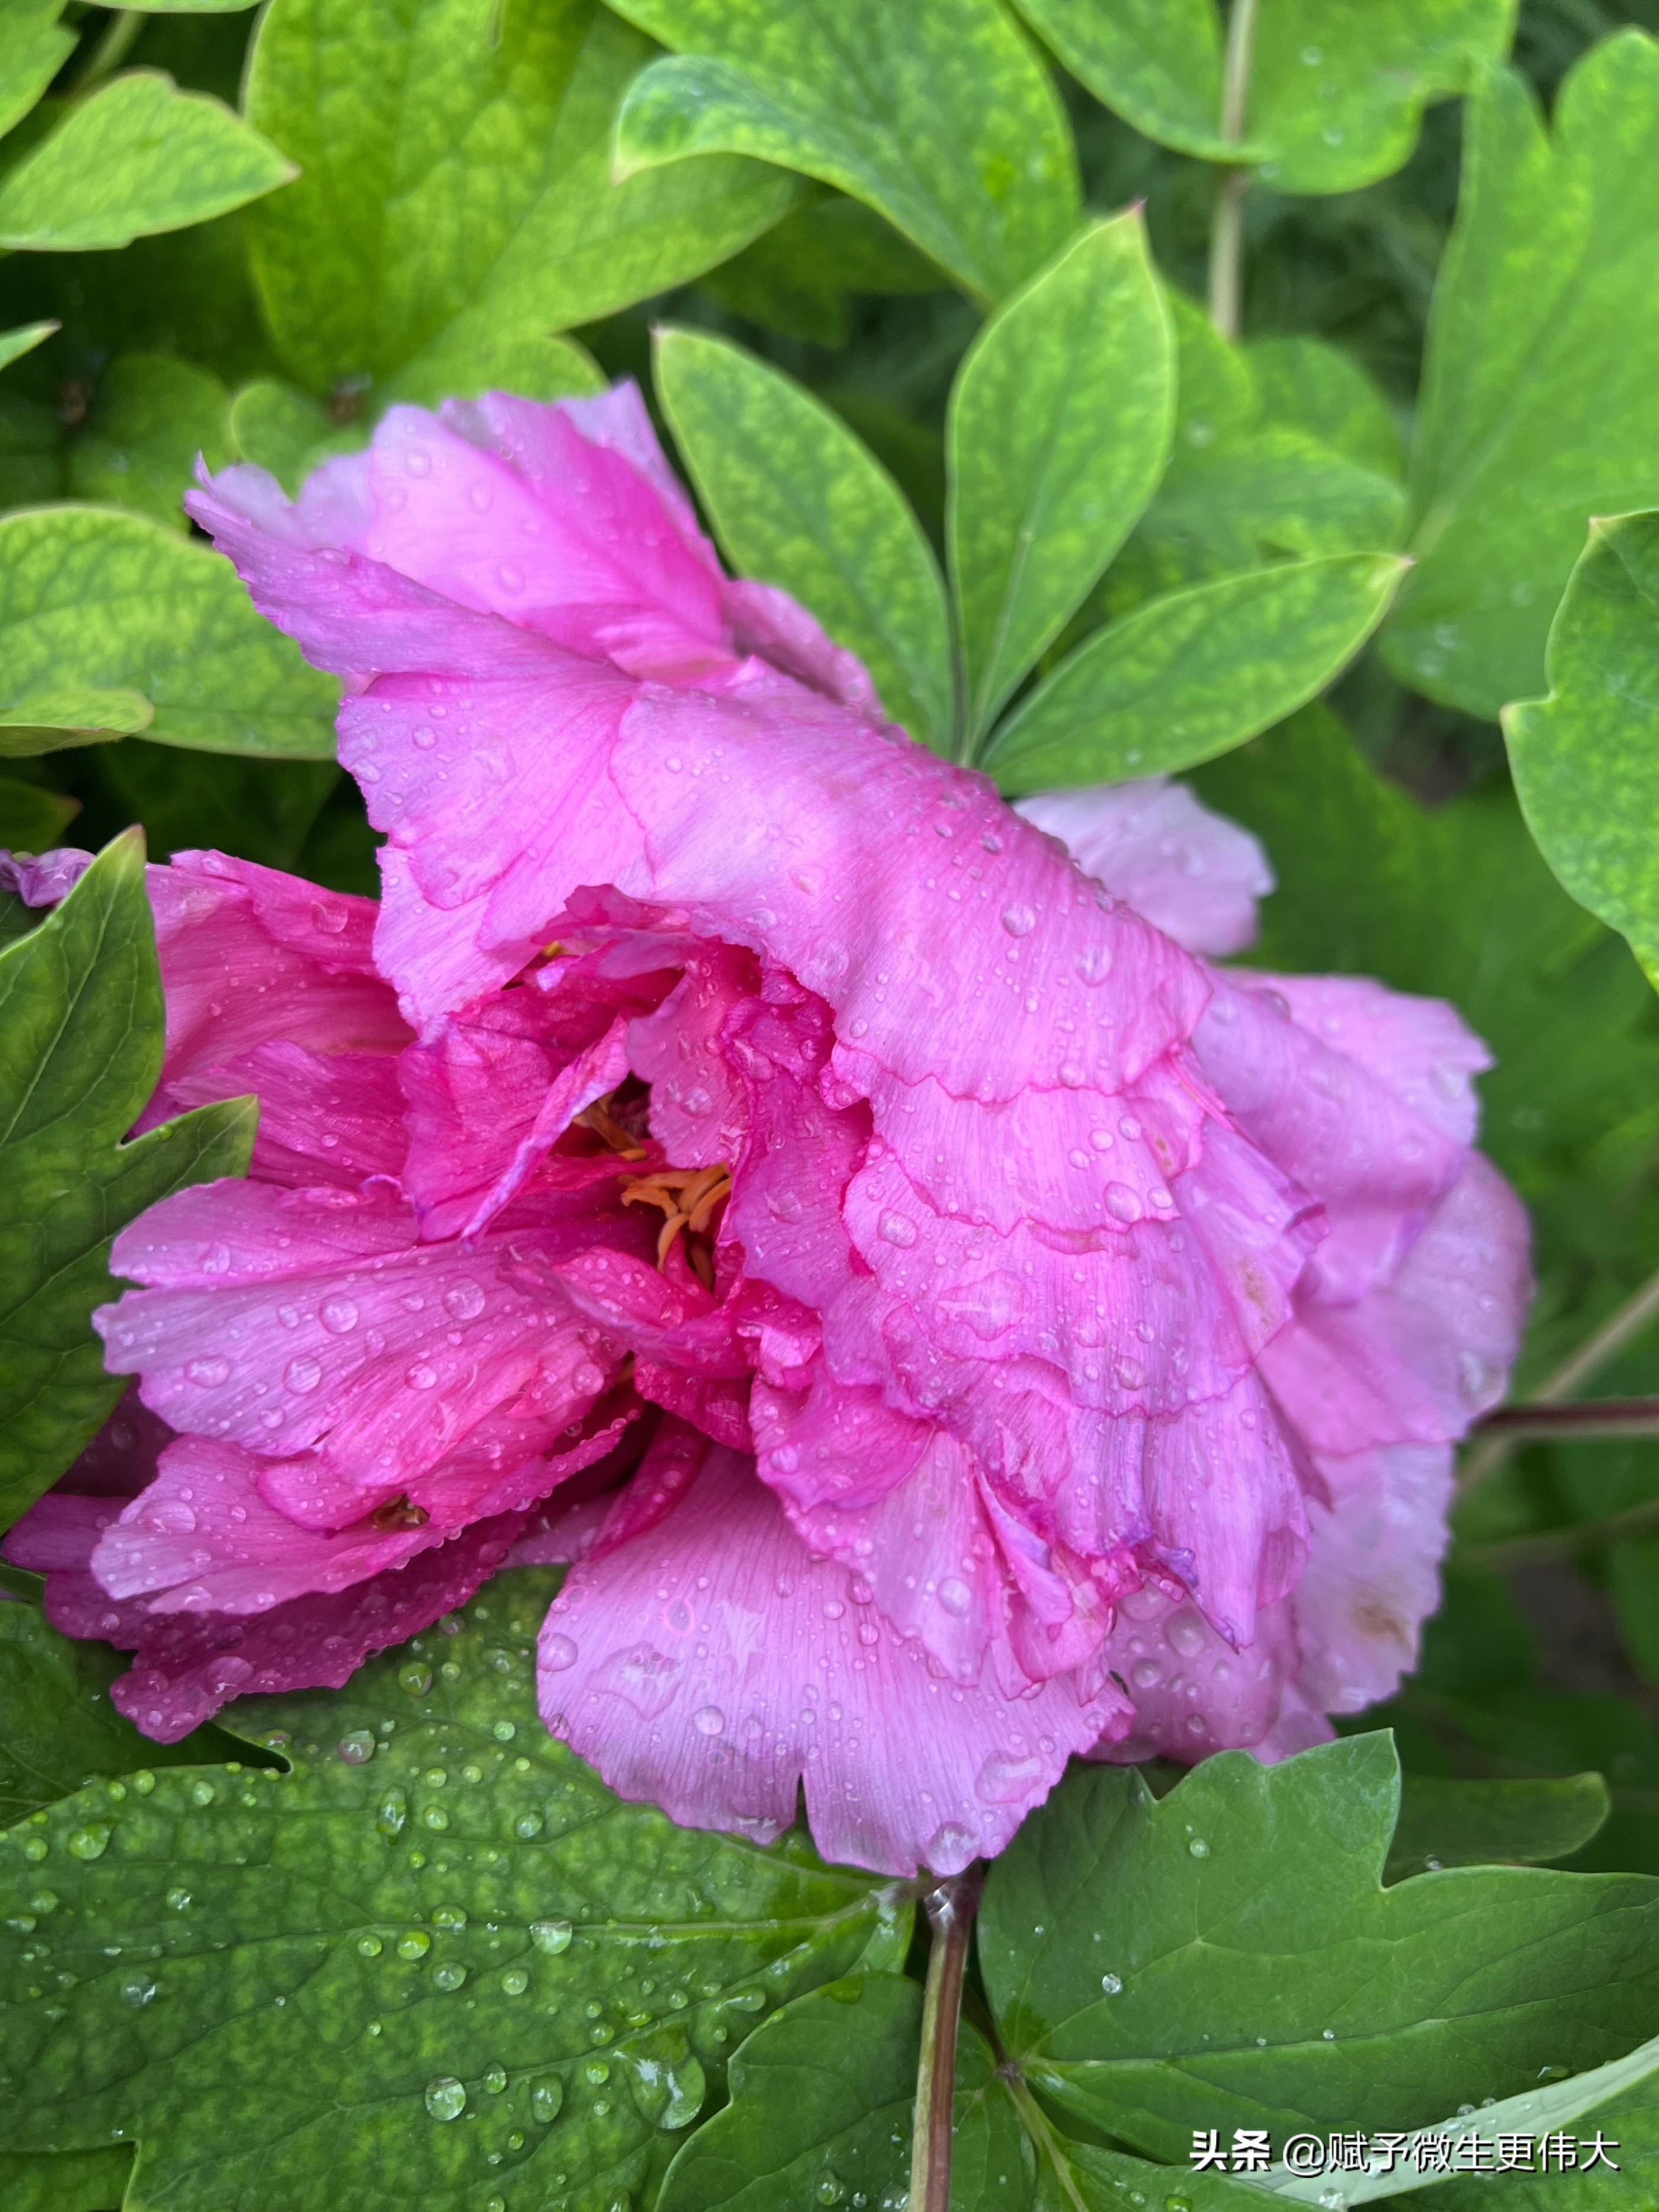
(1016, 778, 1273, 957)
(1289, 1442, 1454, 1716)
(1, 846, 94, 907)
(540, 1443, 1130, 1876)
(1247, 971, 1492, 1147)
(1261, 1153, 1532, 1456)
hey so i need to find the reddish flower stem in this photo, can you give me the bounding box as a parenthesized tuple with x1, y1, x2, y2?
(910, 1863, 985, 2212)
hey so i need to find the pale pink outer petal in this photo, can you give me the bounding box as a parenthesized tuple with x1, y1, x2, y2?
(1015, 779, 1274, 957)
(1260, 1153, 1532, 1455)
(1093, 1582, 1300, 1762)
(1246, 971, 1492, 1147)
(1, 847, 95, 905)
(1289, 1442, 1455, 1716)
(1195, 976, 1468, 1305)
(539, 1443, 1130, 1876)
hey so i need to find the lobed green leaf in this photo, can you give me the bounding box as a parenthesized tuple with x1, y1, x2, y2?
(0, 1569, 913, 2211)
(0, 507, 339, 759)
(655, 326, 954, 752)
(950, 214, 1175, 744)
(1387, 38, 1659, 716)
(611, 0, 1079, 305)
(0, 834, 255, 1528)
(0, 72, 295, 252)
(979, 1736, 1659, 2161)
(985, 552, 1404, 790)
(1503, 510, 1659, 990)
(246, 0, 790, 397)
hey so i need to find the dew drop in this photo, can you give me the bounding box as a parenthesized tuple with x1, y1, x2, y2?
(530, 1919, 573, 1955)
(424, 2076, 466, 2122)
(66, 1824, 111, 1860)
(1101, 1972, 1123, 1994)
(320, 1297, 359, 1335)
(1000, 903, 1036, 938)
(444, 1279, 486, 1321)
(530, 2079, 564, 2124)
(285, 1355, 324, 1395)
(185, 1356, 231, 1388)
(543, 1633, 578, 1673)
(119, 1974, 156, 2008)
(693, 1706, 725, 1737)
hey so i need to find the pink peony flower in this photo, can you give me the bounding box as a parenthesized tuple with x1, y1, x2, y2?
(4, 385, 1530, 1875)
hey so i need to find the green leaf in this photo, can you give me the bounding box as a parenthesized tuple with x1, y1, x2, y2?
(1248, 0, 1516, 195)
(245, 0, 790, 398)
(985, 553, 1405, 790)
(1247, 334, 1404, 480)
(0, 775, 78, 854)
(611, 0, 1080, 305)
(655, 1976, 920, 2211)
(1386, 1772, 1612, 1882)
(979, 1734, 1659, 2162)
(0, 0, 74, 142)
(66, 354, 230, 532)
(654, 327, 954, 752)
(1502, 511, 1659, 988)
(94, 743, 343, 873)
(383, 328, 603, 412)
(0, 72, 296, 252)
(1007, 0, 1244, 162)
(0, 1589, 251, 1826)
(0, 507, 339, 759)
(1255, 2026, 1659, 2203)
(0, 833, 256, 1529)
(1386, 40, 1659, 717)
(0, 2147, 131, 2212)
(0, 1568, 912, 2210)
(227, 379, 365, 495)
(1105, 296, 1405, 618)
(698, 194, 943, 346)
(0, 686, 154, 757)
(0, 320, 59, 373)
(948, 215, 1174, 742)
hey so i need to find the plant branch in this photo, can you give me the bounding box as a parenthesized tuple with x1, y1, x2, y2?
(1473, 1397, 1659, 1440)
(1455, 1490, 1659, 1573)
(909, 1863, 984, 2212)
(1460, 1263, 1659, 1492)
(1005, 2068, 1090, 2212)
(67, 8, 143, 96)
(1208, 0, 1259, 338)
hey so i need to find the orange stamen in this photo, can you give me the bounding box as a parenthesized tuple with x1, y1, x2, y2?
(621, 1162, 733, 1280)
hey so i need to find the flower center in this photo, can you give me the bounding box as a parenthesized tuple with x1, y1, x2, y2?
(620, 1164, 733, 1289)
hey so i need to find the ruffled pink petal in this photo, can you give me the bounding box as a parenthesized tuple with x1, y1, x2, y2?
(1261, 1153, 1532, 1456)
(1, 846, 94, 907)
(1246, 972, 1491, 1147)
(91, 1436, 440, 1611)
(162, 1044, 408, 1187)
(97, 1179, 638, 1517)
(1195, 976, 1467, 1304)
(146, 852, 408, 1108)
(1094, 1581, 1300, 1762)
(539, 1442, 1131, 1876)
(111, 1514, 528, 1741)
(1016, 778, 1273, 957)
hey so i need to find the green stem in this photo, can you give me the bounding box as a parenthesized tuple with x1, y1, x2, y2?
(1208, 0, 1259, 338)
(1459, 1262, 1659, 1493)
(1005, 2070, 1090, 2212)
(909, 1865, 983, 2212)
(1457, 1491, 1659, 1575)
(67, 8, 144, 95)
